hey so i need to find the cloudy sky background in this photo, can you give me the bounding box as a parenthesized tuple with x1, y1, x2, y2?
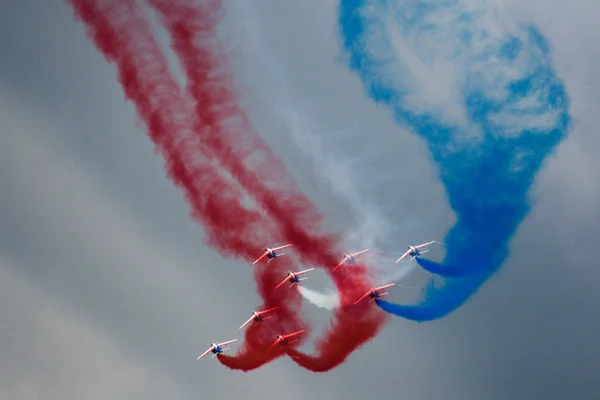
(0, 0, 598, 399)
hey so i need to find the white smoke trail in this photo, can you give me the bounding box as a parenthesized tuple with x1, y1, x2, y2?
(222, 0, 393, 248)
(222, 0, 427, 308)
(298, 277, 423, 311)
(297, 286, 340, 310)
(272, 102, 391, 252)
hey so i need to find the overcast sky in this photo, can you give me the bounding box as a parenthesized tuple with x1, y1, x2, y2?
(0, 0, 599, 399)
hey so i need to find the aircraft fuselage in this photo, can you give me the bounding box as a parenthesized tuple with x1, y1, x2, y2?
(408, 246, 420, 256)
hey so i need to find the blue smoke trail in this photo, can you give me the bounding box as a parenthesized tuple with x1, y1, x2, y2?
(338, 0, 571, 321)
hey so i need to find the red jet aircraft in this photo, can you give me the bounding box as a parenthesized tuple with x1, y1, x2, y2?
(354, 283, 397, 304)
(395, 241, 438, 263)
(239, 307, 279, 330)
(267, 330, 305, 351)
(275, 268, 315, 289)
(332, 248, 371, 272)
(252, 244, 292, 265)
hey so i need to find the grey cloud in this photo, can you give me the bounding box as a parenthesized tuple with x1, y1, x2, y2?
(0, 256, 186, 400)
(222, 0, 600, 398)
(0, 0, 599, 399)
(0, 95, 315, 399)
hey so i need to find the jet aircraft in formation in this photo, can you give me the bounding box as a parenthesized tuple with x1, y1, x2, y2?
(239, 307, 279, 330)
(268, 330, 305, 351)
(197, 339, 238, 360)
(199, 240, 438, 360)
(252, 244, 292, 265)
(332, 248, 371, 271)
(354, 283, 397, 304)
(275, 268, 316, 289)
(395, 240, 440, 263)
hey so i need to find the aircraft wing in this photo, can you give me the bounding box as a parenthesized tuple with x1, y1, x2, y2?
(354, 290, 373, 305)
(267, 338, 283, 351)
(295, 268, 315, 275)
(239, 316, 255, 330)
(350, 248, 370, 257)
(252, 251, 269, 265)
(272, 244, 292, 251)
(332, 256, 350, 272)
(218, 339, 238, 346)
(283, 330, 305, 339)
(196, 345, 215, 360)
(415, 240, 436, 249)
(395, 250, 411, 263)
(375, 283, 396, 291)
(275, 276, 291, 290)
(257, 306, 279, 315)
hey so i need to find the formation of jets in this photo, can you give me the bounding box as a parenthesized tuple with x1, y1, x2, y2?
(198, 240, 440, 360)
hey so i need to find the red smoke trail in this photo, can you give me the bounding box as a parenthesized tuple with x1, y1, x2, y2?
(145, 0, 388, 371)
(284, 302, 386, 371)
(146, 0, 336, 266)
(65, 0, 305, 369)
(64, 1, 296, 271)
(67, 0, 387, 372)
